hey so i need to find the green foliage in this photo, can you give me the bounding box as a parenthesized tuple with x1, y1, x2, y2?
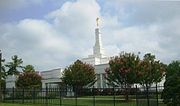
(62, 60, 96, 88)
(105, 52, 166, 102)
(1, 59, 6, 89)
(138, 53, 166, 87)
(16, 72, 42, 89)
(106, 52, 141, 87)
(5, 55, 23, 75)
(23, 65, 35, 73)
(1, 60, 6, 77)
(0, 80, 5, 89)
(162, 61, 180, 106)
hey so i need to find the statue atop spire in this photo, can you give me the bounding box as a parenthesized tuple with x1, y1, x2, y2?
(96, 17, 99, 27)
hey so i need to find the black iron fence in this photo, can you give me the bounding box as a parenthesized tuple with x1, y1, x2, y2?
(1, 85, 165, 106)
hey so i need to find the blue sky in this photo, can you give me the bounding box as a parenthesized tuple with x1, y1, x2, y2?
(0, 0, 180, 71)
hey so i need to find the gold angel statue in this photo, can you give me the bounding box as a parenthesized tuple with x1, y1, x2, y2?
(96, 17, 99, 27)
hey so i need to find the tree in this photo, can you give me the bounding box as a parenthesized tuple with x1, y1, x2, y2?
(162, 61, 180, 106)
(138, 53, 166, 88)
(23, 65, 35, 73)
(106, 52, 140, 86)
(16, 72, 42, 89)
(62, 60, 96, 89)
(105, 52, 141, 101)
(0, 51, 5, 102)
(5, 55, 23, 75)
(0, 61, 6, 89)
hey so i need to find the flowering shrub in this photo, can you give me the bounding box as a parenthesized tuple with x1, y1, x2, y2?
(16, 72, 42, 89)
(106, 52, 140, 86)
(62, 60, 96, 89)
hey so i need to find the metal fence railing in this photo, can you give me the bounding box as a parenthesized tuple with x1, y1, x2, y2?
(1, 85, 165, 106)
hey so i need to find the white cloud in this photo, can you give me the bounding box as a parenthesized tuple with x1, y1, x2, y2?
(47, 0, 100, 37)
(0, 0, 101, 70)
(101, 1, 180, 63)
(46, 0, 101, 57)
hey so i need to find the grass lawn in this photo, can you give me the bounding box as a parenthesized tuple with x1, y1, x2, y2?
(0, 103, 41, 106)
(0, 102, 167, 106)
(2, 96, 167, 106)
(3, 97, 136, 106)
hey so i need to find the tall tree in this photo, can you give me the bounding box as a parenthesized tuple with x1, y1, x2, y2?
(105, 52, 141, 101)
(23, 65, 35, 73)
(0, 51, 5, 102)
(0, 60, 6, 80)
(162, 61, 180, 106)
(62, 60, 96, 89)
(5, 55, 23, 75)
(138, 53, 166, 88)
(106, 52, 140, 86)
(0, 61, 6, 88)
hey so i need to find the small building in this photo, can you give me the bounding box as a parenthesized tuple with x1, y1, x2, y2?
(41, 68, 63, 88)
(5, 75, 17, 88)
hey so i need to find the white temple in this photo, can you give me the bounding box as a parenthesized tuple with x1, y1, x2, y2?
(6, 18, 164, 89)
(82, 18, 109, 65)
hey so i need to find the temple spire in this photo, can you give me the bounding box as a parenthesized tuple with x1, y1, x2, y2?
(81, 17, 109, 65)
(93, 18, 104, 58)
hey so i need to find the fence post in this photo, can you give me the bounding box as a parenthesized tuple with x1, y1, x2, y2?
(113, 86, 115, 106)
(146, 84, 149, 106)
(41, 87, 43, 104)
(49, 87, 51, 104)
(22, 88, 24, 104)
(75, 86, 77, 106)
(136, 85, 138, 106)
(12, 87, 14, 103)
(33, 87, 35, 104)
(93, 86, 95, 106)
(45, 85, 48, 106)
(2, 86, 5, 102)
(156, 83, 159, 106)
(59, 86, 62, 106)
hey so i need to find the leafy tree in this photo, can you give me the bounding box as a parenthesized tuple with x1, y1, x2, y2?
(16, 72, 42, 89)
(105, 52, 140, 101)
(6, 55, 23, 75)
(106, 52, 140, 86)
(23, 65, 35, 73)
(138, 53, 166, 88)
(0, 60, 6, 89)
(62, 60, 96, 89)
(162, 61, 180, 106)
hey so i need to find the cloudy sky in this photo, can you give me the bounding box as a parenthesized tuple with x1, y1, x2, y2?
(0, 0, 180, 71)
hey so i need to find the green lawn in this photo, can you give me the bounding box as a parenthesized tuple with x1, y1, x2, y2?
(0, 102, 167, 106)
(0, 103, 41, 106)
(3, 97, 136, 106)
(2, 96, 167, 106)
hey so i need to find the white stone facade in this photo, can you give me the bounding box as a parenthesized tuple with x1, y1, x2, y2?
(5, 75, 17, 88)
(82, 27, 109, 65)
(94, 64, 109, 88)
(41, 68, 63, 88)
